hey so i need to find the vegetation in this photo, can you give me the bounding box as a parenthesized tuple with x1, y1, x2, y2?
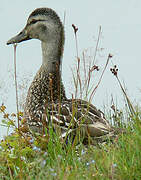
(0, 26, 141, 179)
(0, 105, 141, 179)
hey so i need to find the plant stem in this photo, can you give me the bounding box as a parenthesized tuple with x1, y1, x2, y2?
(14, 44, 20, 129)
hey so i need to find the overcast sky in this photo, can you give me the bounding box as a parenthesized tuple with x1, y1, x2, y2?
(1, 0, 141, 137)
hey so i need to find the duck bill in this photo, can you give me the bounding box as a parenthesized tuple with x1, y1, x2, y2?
(7, 29, 31, 45)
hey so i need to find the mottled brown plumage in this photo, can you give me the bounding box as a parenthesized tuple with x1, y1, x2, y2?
(7, 8, 118, 143)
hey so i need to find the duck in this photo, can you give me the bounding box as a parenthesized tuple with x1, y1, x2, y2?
(7, 8, 117, 144)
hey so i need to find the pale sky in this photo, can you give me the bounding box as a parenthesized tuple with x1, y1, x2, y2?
(0, 0, 141, 137)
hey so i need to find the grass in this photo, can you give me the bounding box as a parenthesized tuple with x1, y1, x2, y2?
(0, 109, 141, 179)
(0, 26, 141, 179)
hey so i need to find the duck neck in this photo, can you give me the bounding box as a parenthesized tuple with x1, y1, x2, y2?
(40, 40, 66, 102)
(41, 41, 61, 72)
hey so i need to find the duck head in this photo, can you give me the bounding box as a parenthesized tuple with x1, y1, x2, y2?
(7, 8, 64, 46)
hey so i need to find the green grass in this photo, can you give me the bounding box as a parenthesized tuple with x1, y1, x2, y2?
(0, 109, 141, 179)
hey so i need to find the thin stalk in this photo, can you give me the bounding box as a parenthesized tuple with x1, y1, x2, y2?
(116, 75, 135, 116)
(89, 54, 111, 101)
(14, 44, 20, 129)
(75, 31, 80, 98)
(63, 10, 66, 27)
(82, 51, 87, 87)
(110, 64, 136, 116)
(86, 26, 102, 96)
(72, 24, 81, 98)
(92, 26, 102, 66)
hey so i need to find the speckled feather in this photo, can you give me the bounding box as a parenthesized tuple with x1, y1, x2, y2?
(26, 97, 113, 140)
(24, 65, 66, 127)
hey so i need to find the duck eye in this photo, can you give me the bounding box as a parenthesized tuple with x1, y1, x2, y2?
(30, 19, 38, 25)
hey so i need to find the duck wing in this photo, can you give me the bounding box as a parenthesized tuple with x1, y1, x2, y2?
(43, 99, 115, 143)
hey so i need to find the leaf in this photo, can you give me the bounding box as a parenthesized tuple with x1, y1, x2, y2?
(0, 105, 6, 112)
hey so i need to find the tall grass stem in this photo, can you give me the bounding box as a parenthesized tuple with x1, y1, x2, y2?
(14, 44, 20, 129)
